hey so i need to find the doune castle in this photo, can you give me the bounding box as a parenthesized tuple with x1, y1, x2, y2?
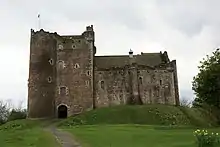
(27, 25, 180, 119)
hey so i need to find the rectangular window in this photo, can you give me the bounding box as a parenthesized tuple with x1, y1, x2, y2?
(85, 80, 90, 87)
(59, 86, 67, 96)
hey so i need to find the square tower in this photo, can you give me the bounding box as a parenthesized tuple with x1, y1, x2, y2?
(27, 26, 95, 118)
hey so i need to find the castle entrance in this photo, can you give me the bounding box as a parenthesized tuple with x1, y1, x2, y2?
(58, 105, 67, 119)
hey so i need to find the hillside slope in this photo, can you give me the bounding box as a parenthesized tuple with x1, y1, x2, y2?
(58, 105, 219, 127)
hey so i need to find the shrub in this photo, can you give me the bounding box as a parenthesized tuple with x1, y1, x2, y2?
(194, 129, 220, 147)
(7, 109, 27, 121)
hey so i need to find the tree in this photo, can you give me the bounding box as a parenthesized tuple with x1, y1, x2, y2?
(0, 100, 10, 124)
(192, 48, 220, 108)
(7, 109, 27, 121)
(7, 100, 27, 121)
(180, 97, 192, 107)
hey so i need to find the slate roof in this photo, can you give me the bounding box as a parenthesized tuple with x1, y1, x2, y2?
(94, 53, 165, 69)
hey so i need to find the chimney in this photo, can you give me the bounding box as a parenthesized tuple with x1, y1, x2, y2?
(129, 49, 133, 58)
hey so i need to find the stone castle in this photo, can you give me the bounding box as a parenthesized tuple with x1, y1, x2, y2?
(27, 25, 180, 119)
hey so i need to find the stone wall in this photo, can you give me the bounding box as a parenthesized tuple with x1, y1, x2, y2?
(94, 65, 177, 108)
(138, 69, 175, 105)
(28, 29, 57, 118)
(94, 68, 129, 107)
(55, 30, 94, 116)
(28, 26, 95, 118)
(56, 28, 94, 115)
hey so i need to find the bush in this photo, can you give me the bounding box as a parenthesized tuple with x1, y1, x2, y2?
(194, 129, 220, 147)
(7, 109, 27, 121)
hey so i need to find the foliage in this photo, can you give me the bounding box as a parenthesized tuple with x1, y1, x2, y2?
(194, 129, 220, 147)
(180, 97, 192, 107)
(192, 48, 220, 108)
(0, 100, 11, 124)
(0, 100, 27, 125)
(178, 106, 218, 127)
(7, 108, 27, 121)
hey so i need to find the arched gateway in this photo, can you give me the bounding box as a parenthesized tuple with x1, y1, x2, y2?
(57, 105, 68, 119)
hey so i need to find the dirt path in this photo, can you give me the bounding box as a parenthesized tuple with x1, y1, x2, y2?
(46, 126, 81, 147)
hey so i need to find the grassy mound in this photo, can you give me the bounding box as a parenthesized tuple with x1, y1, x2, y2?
(178, 107, 218, 127)
(58, 105, 217, 127)
(58, 105, 219, 127)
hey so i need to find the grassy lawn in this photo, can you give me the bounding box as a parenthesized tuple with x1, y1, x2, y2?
(58, 105, 220, 147)
(0, 105, 219, 147)
(63, 125, 219, 147)
(0, 120, 60, 147)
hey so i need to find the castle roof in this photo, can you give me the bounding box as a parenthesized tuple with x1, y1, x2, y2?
(95, 52, 166, 69)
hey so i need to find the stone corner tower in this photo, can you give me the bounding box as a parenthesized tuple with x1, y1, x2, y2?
(27, 29, 57, 118)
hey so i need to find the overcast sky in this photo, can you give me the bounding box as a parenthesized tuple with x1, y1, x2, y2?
(0, 0, 219, 108)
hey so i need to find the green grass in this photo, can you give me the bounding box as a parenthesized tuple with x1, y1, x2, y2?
(58, 105, 219, 127)
(63, 125, 220, 147)
(58, 105, 220, 147)
(0, 105, 219, 147)
(0, 119, 60, 147)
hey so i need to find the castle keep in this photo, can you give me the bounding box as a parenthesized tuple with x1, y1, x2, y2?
(28, 25, 180, 118)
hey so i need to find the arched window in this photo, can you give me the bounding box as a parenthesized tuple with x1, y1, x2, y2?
(164, 83, 171, 97)
(58, 44, 63, 50)
(57, 60, 65, 70)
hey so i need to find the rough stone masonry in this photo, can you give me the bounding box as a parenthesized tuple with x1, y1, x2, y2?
(27, 25, 180, 119)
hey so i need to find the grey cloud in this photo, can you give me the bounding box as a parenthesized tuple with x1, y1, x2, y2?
(2, 0, 147, 31)
(1, 0, 220, 107)
(155, 0, 220, 37)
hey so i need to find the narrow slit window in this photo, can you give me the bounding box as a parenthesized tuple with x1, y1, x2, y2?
(100, 81, 104, 89)
(139, 77, 143, 84)
(87, 70, 91, 76)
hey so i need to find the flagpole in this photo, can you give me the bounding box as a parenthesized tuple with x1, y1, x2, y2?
(37, 14, 41, 30)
